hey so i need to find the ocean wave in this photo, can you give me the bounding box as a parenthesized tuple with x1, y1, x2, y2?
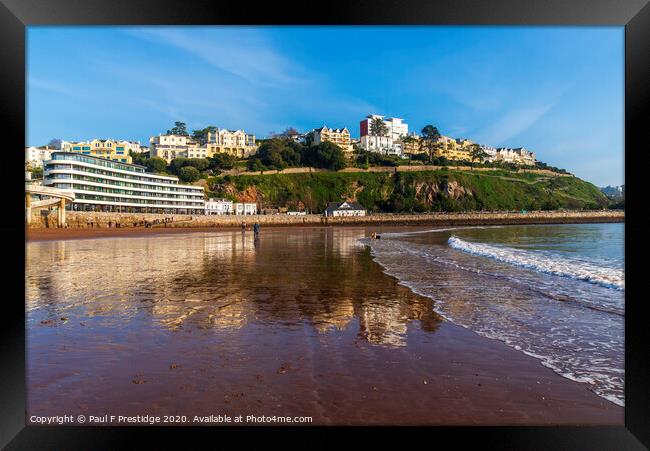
(380, 225, 502, 238)
(447, 236, 624, 290)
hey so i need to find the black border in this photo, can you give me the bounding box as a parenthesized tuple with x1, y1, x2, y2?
(2, 0, 649, 448)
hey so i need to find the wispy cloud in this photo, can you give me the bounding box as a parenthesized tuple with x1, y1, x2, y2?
(125, 27, 308, 87)
(29, 77, 77, 96)
(473, 102, 556, 146)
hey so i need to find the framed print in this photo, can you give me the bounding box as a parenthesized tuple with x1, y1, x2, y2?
(2, 0, 648, 448)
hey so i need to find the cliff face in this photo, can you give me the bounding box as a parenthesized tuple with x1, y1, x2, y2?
(208, 170, 609, 213)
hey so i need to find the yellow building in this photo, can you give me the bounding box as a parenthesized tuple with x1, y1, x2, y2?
(397, 135, 424, 155)
(61, 139, 137, 164)
(435, 136, 472, 161)
(307, 126, 353, 153)
(206, 129, 257, 158)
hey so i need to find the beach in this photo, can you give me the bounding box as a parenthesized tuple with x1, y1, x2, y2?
(25, 226, 623, 425)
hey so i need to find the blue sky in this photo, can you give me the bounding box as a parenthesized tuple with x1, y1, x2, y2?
(27, 26, 624, 186)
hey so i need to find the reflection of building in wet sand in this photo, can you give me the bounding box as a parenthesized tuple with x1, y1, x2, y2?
(26, 229, 441, 340)
(358, 301, 409, 347)
(311, 297, 355, 333)
(324, 228, 367, 256)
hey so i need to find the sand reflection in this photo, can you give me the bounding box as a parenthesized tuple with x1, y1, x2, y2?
(26, 228, 441, 345)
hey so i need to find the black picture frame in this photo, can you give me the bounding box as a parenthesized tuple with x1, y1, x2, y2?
(2, 0, 648, 448)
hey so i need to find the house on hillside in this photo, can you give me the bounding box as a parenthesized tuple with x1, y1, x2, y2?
(324, 201, 367, 217)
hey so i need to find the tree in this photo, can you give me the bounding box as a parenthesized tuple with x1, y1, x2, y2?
(247, 158, 265, 171)
(167, 121, 189, 136)
(303, 142, 347, 171)
(191, 126, 217, 145)
(47, 138, 62, 149)
(420, 125, 442, 161)
(210, 153, 236, 170)
(400, 135, 419, 162)
(169, 157, 190, 174)
(468, 144, 489, 163)
(370, 117, 390, 137)
(145, 157, 168, 174)
(273, 127, 299, 138)
(130, 151, 148, 166)
(185, 158, 210, 172)
(178, 166, 201, 183)
(370, 117, 390, 154)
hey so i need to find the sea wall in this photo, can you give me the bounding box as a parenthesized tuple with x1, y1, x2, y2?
(28, 210, 624, 229)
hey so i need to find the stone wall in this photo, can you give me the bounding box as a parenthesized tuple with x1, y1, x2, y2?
(28, 209, 624, 229)
(220, 165, 571, 178)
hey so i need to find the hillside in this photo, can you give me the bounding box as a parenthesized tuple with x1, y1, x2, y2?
(207, 169, 610, 213)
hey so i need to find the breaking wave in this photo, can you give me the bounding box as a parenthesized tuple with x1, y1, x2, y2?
(448, 236, 624, 290)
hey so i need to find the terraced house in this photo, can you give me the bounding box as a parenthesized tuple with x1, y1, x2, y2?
(61, 139, 142, 164)
(205, 129, 257, 158)
(306, 126, 353, 153)
(149, 134, 202, 163)
(44, 151, 205, 214)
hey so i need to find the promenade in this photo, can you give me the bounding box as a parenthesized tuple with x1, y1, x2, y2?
(27, 209, 624, 232)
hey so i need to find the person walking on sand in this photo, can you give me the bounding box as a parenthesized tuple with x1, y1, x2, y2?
(253, 222, 260, 238)
(241, 221, 247, 233)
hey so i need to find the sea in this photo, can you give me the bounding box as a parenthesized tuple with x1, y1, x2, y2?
(365, 223, 625, 406)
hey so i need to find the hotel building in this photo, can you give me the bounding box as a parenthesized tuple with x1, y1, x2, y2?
(61, 139, 142, 164)
(435, 136, 473, 161)
(305, 126, 353, 153)
(43, 152, 205, 214)
(149, 134, 202, 163)
(206, 129, 258, 158)
(25, 146, 53, 168)
(495, 147, 536, 165)
(359, 114, 409, 156)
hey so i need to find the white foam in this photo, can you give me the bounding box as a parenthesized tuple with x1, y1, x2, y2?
(380, 225, 503, 238)
(448, 236, 624, 290)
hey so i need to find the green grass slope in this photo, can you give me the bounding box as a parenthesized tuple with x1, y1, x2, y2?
(208, 169, 610, 213)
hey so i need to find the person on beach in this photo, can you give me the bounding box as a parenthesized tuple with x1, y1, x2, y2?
(253, 222, 260, 237)
(241, 221, 247, 232)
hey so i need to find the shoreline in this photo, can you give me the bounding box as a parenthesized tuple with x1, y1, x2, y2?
(26, 226, 623, 424)
(26, 210, 623, 242)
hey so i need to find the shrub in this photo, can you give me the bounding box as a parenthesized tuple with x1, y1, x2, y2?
(178, 166, 201, 183)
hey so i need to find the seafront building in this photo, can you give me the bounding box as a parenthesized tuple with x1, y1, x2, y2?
(305, 126, 354, 153)
(324, 201, 366, 217)
(205, 129, 258, 158)
(495, 147, 536, 165)
(204, 199, 257, 215)
(149, 134, 202, 163)
(359, 114, 409, 156)
(480, 145, 498, 162)
(43, 151, 205, 214)
(150, 130, 258, 162)
(436, 136, 473, 161)
(205, 198, 233, 215)
(25, 146, 54, 168)
(61, 139, 142, 164)
(234, 202, 258, 215)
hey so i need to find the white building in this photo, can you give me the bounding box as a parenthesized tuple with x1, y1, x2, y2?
(205, 198, 233, 215)
(479, 145, 498, 162)
(495, 147, 536, 165)
(359, 114, 408, 156)
(43, 151, 205, 214)
(149, 134, 202, 162)
(324, 201, 367, 217)
(25, 146, 53, 168)
(233, 203, 257, 215)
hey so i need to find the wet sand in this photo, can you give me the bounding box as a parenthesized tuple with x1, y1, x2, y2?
(25, 227, 622, 425)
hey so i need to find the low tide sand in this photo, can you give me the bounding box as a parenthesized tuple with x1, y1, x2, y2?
(25, 226, 622, 425)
